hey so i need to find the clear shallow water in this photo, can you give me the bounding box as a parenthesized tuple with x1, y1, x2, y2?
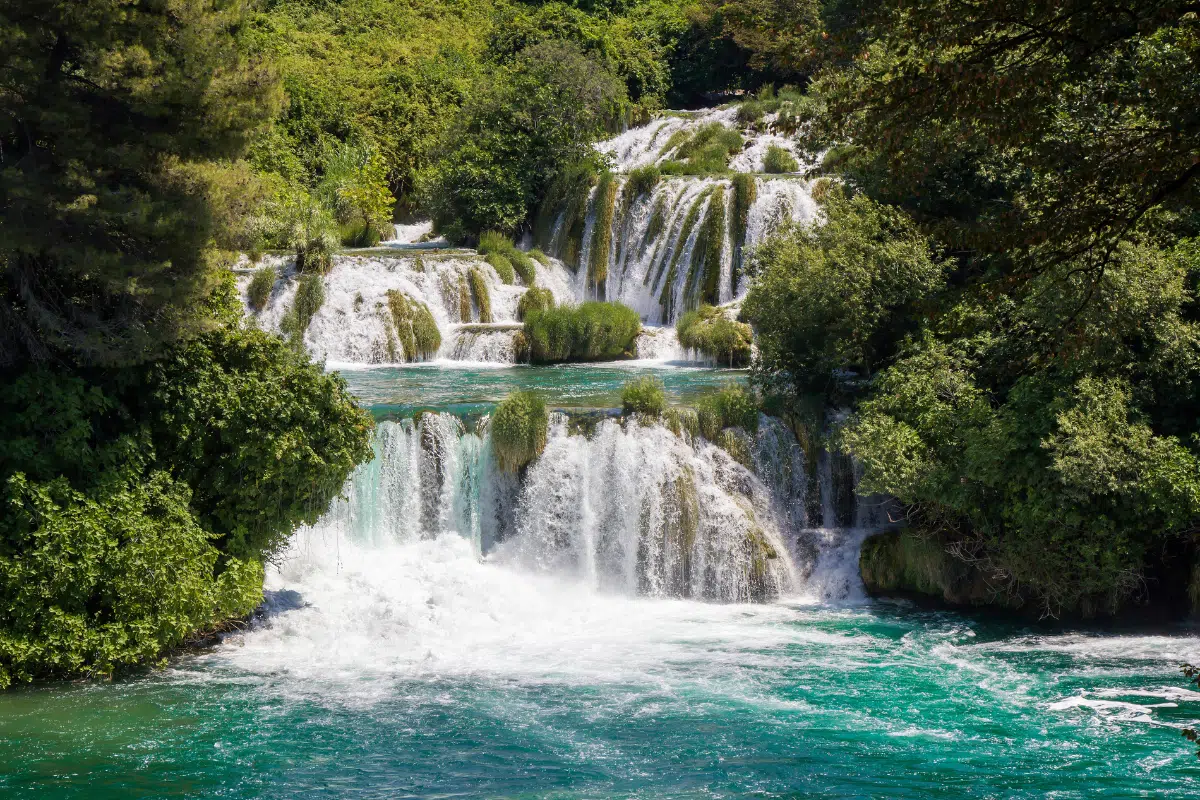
(338, 361, 746, 416)
(3, 363, 1199, 798)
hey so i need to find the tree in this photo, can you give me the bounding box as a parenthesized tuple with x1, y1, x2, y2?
(419, 40, 627, 241)
(0, 0, 281, 366)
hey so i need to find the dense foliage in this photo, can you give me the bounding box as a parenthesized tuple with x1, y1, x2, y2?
(0, 2, 375, 685)
(676, 305, 753, 366)
(747, 0, 1200, 618)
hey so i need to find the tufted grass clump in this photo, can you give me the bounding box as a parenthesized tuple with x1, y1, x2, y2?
(468, 267, 492, 323)
(523, 301, 641, 363)
(386, 290, 441, 361)
(485, 252, 515, 284)
(677, 305, 753, 366)
(696, 383, 758, 440)
(491, 390, 548, 472)
(247, 265, 276, 311)
(479, 231, 538, 285)
(622, 375, 667, 418)
(763, 145, 800, 174)
(280, 273, 325, 349)
(517, 286, 555, 320)
(660, 123, 743, 175)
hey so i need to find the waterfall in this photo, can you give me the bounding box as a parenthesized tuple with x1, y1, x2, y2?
(293, 409, 893, 604)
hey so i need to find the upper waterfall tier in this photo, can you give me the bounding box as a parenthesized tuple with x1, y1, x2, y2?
(536, 109, 817, 324)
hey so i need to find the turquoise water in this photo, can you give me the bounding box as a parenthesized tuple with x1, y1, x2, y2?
(339, 362, 746, 417)
(2, 364, 1198, 798)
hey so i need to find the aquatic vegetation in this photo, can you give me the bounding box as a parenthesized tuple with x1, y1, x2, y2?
(280, 273, 325, 348)
(247, 265, 276, 311)
(523, 301, 641, 363)
(676, 305, 752, 367)
(730, 174, 756, 292)
(468, 268, 492, 323)
(480, 231, 537, 285)
(491, 390, 548, 472)
(696, 383, 758, 441)
(762, 145, 799, 174)
(485, 252, 515, 285)
(622, 376, 667, 418)
(386, 290, 441, 362)
(517, 287, 555, 321)
(589, 171, 620, 294)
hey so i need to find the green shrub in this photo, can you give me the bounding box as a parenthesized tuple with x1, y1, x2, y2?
(696, 383, 758, 440)
(622, 376, 667, 418)
(0, 471, 264, 688)
(140, 326, 375, 561)
(247, 265, 276, 312)
(491, 390, 548, 472)
(386, 290, 442, 361)
(523, 301, 641, 363)
(677, 305, 753, 366)
(763, 145, 799, 174)
(517, 287, 555, 321)
(468, 267, 492, 323)
(485, 252, 516, 284)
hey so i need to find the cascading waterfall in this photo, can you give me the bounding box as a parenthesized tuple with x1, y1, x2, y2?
(292, 410, 890, 604)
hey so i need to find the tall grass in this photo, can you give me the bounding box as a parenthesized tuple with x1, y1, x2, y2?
(677, 305, 752, 367)
(491, 390, 548, 472)
(247, 265, 277, 311)
(523, 301, 641, 363)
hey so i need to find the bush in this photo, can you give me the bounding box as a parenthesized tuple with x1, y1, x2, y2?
(0, 471, 264, 688)
(485, 252, 516, 284)
(386, 290, 442, 361)
(247, 265, 276, 312)
(677, 305, 753, 366)
(763, 144, 799, 174)
(517, 287, 555, 320)
(491, 390, 548, 472)
(523, 301, 641, 363)
(697, 383, 759, 440)
(622, 376, 667, 418)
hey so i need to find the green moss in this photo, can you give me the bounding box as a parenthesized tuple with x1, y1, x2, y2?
(491, 390, 548, 473)
(386, 290, 441, 362)
(468, 267, 492, 323)
(685, 184, 726, 309)
(412, 256, 426, 273)
(535, 161, 597, 269)
(529, 248, 552, 267)
(523, 301, 641, 363)
(517, 286, 555, 321)
(485, 252, 515, 284)
(676, 305, 753, 366)
(589, 171, 619, 296)
(457, 274, 472, 322)
(621, 375, 667, 418)
(763, 145, 800, 174)
(730, 174, 756, 293)
(247, 265, 276, 311)
(717, 428, 753, 468)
